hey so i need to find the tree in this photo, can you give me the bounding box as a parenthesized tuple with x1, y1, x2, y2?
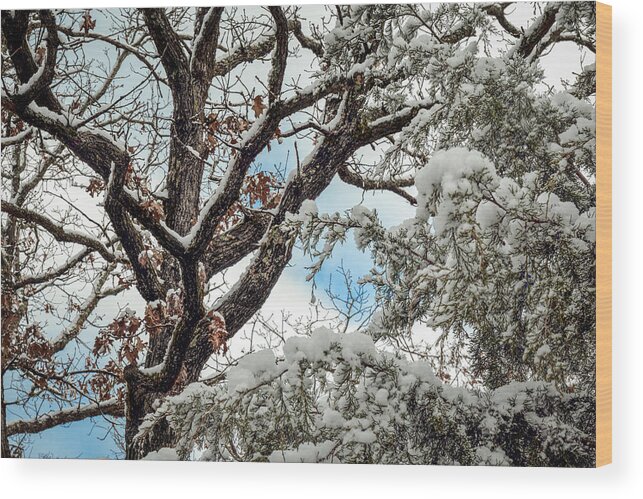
(1, 3, 597, 464)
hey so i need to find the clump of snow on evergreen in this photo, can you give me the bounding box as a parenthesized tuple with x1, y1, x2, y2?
(285, 198, 318, 224)
(415, 147, 496, 227)
(227, 349, 279, 393)
(475, 200, 504, 229)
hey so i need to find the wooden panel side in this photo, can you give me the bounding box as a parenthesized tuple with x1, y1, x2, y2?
(596, 1, 612, 468)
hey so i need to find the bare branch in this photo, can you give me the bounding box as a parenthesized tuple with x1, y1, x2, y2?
(6, 398, 124, 436)
(49, 265, 117, 354)
(14, 247, 92, 289)
(1, 201, 117, 263)
(337, 164, 417, 205)
(483, 3, 521, 38)
(190, 7, 225, 87)
(139, 9, 189, 88)
(54, 25, 168, 86)
(267, 6, 289, 104)
(291, 19, 324, 58)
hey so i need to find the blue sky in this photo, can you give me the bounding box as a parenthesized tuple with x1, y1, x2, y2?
(20, 417, 121, 459)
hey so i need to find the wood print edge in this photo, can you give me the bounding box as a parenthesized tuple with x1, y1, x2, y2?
(596, 0, 612, 468)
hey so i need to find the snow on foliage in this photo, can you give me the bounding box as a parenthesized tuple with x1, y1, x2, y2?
(415, 147, 498, 228)
(138, 328, 593, 466)
(141, 447, 179, 461)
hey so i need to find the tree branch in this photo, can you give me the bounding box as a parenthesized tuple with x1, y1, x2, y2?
(1, 201, 117, 263)
(185, 98, 362, 380)
(483, 3, 521, 38)
(267, 6, 289, 104)
(190, 7, 225, 88)
(337, 164, 417, 205)
(356, 100, 439, 147)
(14, 247, 95, 289)
(203, 211, 272, 279)
(54, 25, 168, 86)
(49, 266, 118, 354)
(139, 9, 189, 89)
(291, 19, 324, 58)
(1, 10, 61, 112)
(7, 11, 59, 109)
(5, 398, 124, 436)
(511, 3, 561, 59)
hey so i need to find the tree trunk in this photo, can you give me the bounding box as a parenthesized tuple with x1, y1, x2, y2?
(1, 397, 13, 458)
(124, 382, 176, 460)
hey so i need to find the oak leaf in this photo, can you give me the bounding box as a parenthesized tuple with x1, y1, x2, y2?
(141, 199, 165, 223)
(81, 11, 97, 35)
(252, 95, 266, 118)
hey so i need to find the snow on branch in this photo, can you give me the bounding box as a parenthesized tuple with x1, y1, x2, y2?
(139, 328, 594, 466)
(190, 7, 224, 81)
(4, 11, 60, 110)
